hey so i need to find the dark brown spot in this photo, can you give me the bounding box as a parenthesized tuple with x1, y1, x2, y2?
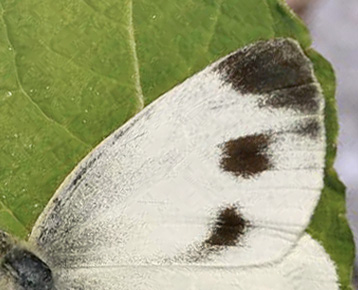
(259, 83, 320, 113)
(215, 38, 314, 94)
(293, 119, 322, 138)
(220, 134, 272, 178)
(178, 206, 252, 263)
(205, 206, 248, 247)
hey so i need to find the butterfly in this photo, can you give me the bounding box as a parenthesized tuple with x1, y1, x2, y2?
(0, 38, 338, 290)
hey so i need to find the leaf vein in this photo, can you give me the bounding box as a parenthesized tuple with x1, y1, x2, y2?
(0, 199, 27, 233)
(128, 0, 144, 111)
(0, 7, 90, 148)
(79, 0, 144, 111)
(39, 40, 122, 84)
(206, 0, 225, 54)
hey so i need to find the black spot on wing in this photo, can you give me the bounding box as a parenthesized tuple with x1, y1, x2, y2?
(181, 205, 250, 263)
(215, 38, 314, 94)
(259, 83, 321, 113)
(220, 134, 272, 178)
(205, 206, 248, 247)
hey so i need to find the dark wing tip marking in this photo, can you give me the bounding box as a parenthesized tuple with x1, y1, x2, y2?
(215, 38, 314, 95)
(220, 134, 272, 178)
(205, 206, 248, 247)
(259, 83, 321, 113)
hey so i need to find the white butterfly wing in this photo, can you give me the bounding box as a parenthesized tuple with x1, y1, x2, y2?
(29, 38, 334, 289)
(51, 234, 338, 290)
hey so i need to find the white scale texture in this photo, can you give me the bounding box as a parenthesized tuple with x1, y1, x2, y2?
(26, 38, 338, 289)
(53, 234, 338, 290)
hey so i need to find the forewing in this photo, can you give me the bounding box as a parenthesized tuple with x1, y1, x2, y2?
(29, 38, 326, 279)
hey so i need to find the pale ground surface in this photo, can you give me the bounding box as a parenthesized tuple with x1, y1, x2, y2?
(288, 0, 358, 287)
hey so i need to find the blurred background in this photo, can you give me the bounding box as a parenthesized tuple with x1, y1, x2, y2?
(287, 0, 358, 287)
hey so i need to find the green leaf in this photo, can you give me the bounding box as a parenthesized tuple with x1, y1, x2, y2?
(0, 0, 354, 288)
(306, 50, 355, 290)
(265, 1, 355, 288)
